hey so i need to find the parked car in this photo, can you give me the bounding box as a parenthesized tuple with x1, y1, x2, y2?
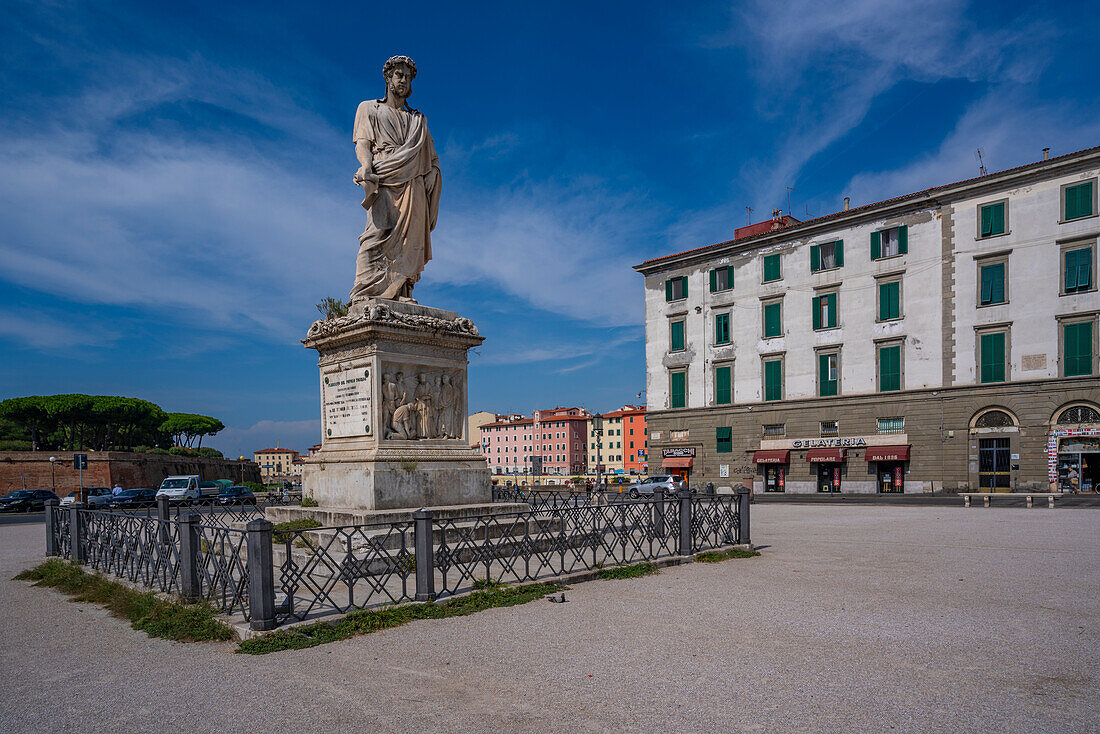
(59, 487, 114, 508)
(628, 475, 687, 499)
(217, 486, 257, 506)
(107, 488, 159, 509)
(156, 475, 217, 504)
(0, 490, 59, 512)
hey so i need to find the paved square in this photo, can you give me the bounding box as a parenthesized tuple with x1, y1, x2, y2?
(1, 505, 1096, 733)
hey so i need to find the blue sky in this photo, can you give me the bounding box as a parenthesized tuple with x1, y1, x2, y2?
(2, 0, 1098, 458)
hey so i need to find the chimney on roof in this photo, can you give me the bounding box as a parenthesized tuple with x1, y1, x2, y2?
(843, 197, 850, 211)
(1043, 147, 1050, 161)
(772, 208, 781, 220)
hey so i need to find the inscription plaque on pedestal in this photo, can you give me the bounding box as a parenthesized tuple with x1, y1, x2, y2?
(323, 367, 372, 438)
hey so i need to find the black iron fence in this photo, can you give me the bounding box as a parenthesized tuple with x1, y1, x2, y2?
(43, 488, 750, 631)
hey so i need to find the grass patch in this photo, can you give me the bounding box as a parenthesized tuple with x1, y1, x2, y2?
(694, 548, 760, 563)
(596, 561, 659, 580)
(238, 581, 566, 655)
(14, 559, 234, 642)
(271, 517, 321, 545)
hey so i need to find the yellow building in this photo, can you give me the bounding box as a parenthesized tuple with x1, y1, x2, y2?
(587, 409, 630, 477)
(253, 447, 300, 483)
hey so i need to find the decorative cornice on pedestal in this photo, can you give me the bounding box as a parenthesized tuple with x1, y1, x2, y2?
(304, 301, 482, 351)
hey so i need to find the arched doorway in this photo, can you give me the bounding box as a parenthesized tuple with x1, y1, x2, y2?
(1050, 403, 1100, 492)
(970, 409, 1018, 492)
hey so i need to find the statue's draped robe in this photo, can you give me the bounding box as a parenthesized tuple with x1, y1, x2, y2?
(351, 101, 441, 301)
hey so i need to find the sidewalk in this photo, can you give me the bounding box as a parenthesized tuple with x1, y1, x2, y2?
(1, 505, 1097, 733)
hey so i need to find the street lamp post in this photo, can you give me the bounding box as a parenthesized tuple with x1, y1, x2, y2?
(593, 413, 604, 492)
(49, 456, 57, 494)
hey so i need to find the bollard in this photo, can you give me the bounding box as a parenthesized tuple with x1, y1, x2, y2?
(678, 492, 692, 557)
(178, 513, 201, 603)
(737, 487, 751, 546)
(246, 518, 277, 631)
(1026, 495, 1033, 509)
(69, 504, 85, 564)
(984, 495, 990, 508)
(45, 500, 59, 556)
(653, 488, 665, 539)
(157, 495, 170, 545)
(964, 494, 971, 508)
(413, 508, 435, 601)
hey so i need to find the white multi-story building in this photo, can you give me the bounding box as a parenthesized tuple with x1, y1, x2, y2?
(635, 146, 1100, 494)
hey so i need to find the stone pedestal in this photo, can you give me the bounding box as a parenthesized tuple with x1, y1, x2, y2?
(300, 299, 490, 510)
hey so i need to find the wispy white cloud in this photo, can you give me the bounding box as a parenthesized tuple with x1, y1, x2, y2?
(479, 328, 641, 366)
(0, 309, 120, 350)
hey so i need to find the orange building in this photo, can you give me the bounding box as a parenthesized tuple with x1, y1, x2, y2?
(621, 405, 648, 474)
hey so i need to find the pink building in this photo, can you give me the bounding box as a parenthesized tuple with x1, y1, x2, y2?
(479, 415, 533, 475)
(533, 407, 590, 476)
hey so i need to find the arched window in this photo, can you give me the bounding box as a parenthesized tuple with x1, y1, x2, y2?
(1057, 405, 1100, 424)
(974, 409, 1016, 428)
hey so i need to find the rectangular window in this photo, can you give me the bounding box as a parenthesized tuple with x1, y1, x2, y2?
(714, 364, 732, 405)
(979, 202, 1006, 237)
(979, 331, 1006, 383)
(1064, 321, 1094, 376)
(1064, 247, 1093, 293)
(877, 417, 905, 434)
(979, 262, 1006, 305)
(762, 423, 786, 437)
(763, 301, 782, 338)
(669, 320, 685, 352)
(810, 240, 843, 272)
(878, 344, 901, 392)
(818, 352, 839, 397)
(871, 225, 908, 259)
(714, 313, 730, 344)
(820, 420, 839, 437)
(763, 358, 783, 401)
(812, 292, 838, 330)
(1064, 181, 1095, 221)
(670, 370, 686, 408)
(878, 280, 901, 321)
(763, 254, 782, 282)
(665, 276, 688, 302)
(709, 266, 733, 292)
(716, 426, 732, 453)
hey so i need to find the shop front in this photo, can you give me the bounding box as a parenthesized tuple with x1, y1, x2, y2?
(864, 445, 910, 493)
(806, 448, 845, 493)
(1056, 437, 1100, 493)
(661, 447, 695, 484)
(753, 450, 790, 492)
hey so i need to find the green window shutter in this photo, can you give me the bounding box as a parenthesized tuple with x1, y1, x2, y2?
(1079, 248, 1092, 290)
(764, 360, 782, 401)
(980, 263, 1004, 305)
(871, 230, 881, 260)
(716, 426, 732, 453)
(709, 269, 717, 293)
(670, 371, 686, 408)
(670, 321, 684, 351)
(980, 332, 1005, 383)
(812, 295, 822, 330)
(1066, 185, 1079, 219)
(980, 205, 994, 237)
(665, 279, 673, 302)
(835, 240, 844, 267)
(992, 203, 1005, 235)
(810, 245, 820, 273)
(878, 282, 899, 320)
(715, 366, 731, 405)
(1066, 250, 1079, 292)
(826, 293, 837, 328)
(763, 254, 780, 281)
(897, 225, 908, 254)
(1084, 182, 1096, 217)
(818, 354, 837, 396)
(879, 346, 901, 392)
(1065, 322, 1094, 376)
(715, 313, 730, 344)
(764, 303, 781, 337)
(725, 266, 734, 290)
(680, 276, 688, 299)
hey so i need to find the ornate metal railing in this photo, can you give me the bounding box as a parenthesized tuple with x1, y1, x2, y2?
(690, 495, 740, 552)
(194, 524, 250, 616)
(78, 509, 180, 594)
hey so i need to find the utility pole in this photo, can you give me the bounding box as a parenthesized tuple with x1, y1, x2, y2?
(745, 206, 754, 225)
(786, 187, 796, 218)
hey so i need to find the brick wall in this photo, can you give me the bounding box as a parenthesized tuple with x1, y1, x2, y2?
(0, 452, 262, 494)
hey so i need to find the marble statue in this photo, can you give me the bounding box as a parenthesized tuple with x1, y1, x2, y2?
(350, 55, 442, 304)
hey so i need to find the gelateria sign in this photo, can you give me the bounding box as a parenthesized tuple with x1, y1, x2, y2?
(761, 434, 907, 450)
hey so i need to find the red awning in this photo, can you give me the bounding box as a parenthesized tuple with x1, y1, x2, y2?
(752, 450, 790, 464)
(865, 445, 910, 462)
(806, 448, 846, 463)
(662, 457, 694, 468)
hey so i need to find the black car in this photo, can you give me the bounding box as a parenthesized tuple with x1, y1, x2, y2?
(107, 488, 159, 509)
(0, 490, 60, 512)
(217, 486, 257, 506)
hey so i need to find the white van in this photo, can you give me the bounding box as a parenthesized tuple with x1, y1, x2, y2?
(156, 475, 216, 504)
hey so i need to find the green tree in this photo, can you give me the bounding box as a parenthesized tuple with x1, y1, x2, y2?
(161, 413, 225, 448)
(0, 396, 55, 450)
(316, 297, 349, 320)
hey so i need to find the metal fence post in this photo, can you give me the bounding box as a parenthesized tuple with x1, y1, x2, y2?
(413, 508, 435, 601)
(69, 504, 85, 564)
(737, 487, 751, 546)
(157, 496, 170, 545)
(653, 488, 665, 539)
(678, 492, 692, 557)
(178, 513, 201, 603)
(246, 518, 276, 631)
(45, 500, 59, 556)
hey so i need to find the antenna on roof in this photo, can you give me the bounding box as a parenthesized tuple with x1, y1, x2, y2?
(745, 206, 754, 225)
(975, 148, 987, 176)
(786, 186, 796, 217)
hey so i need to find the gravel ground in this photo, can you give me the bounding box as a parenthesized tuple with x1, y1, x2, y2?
(1, 505, 1096, 733)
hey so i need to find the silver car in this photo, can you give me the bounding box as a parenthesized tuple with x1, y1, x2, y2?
(628, 475, 686, 499)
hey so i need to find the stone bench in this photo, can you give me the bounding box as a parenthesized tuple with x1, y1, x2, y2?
(962, 493, 1057, 509)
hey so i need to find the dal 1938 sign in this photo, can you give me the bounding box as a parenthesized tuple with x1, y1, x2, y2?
(661, 447, 696, 458)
